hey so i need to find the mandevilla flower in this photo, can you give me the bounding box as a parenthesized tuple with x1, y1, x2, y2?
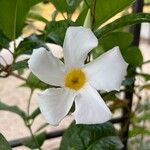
(28, 27, 128, 126)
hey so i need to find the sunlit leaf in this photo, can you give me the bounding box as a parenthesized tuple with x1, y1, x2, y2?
(86, 0, 134, 28)
(0, 0, 43, 39)
(96, 13, 150, 39)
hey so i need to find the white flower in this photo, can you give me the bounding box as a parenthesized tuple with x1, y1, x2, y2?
(28, 27, 128, 126)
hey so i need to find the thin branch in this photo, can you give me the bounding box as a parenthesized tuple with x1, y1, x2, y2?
(61, 12, 67, 20)
(27, 125, 42, 150)
(27, 89, 34, 116)
(142, 60, 150, 65)
(11, 72, 26, 81)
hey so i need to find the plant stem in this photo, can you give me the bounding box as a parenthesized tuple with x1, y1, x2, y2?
(27, 89, 34, 116)
(26, 89, 42, 150)
(120, 1, 144, 149)
(11, 72, 26, 81)
(28, 125, 42, 150)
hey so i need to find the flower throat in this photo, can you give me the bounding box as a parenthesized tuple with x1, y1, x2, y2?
(65, 69, 86, 91)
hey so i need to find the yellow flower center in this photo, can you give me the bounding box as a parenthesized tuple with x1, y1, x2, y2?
(65, 69, 86, 91)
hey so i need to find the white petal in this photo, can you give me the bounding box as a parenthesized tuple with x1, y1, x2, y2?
(84, 47, 128, 92)
(37, 88, 76, 126)
(28, 47, 65, 86)
(46, 43, 63, 58)
(63, 26, 98, 69)
(0, 49, 13, 66)
(74, 84, 112, 124)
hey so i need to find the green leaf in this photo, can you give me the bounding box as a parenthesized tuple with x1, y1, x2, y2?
(0, 0, 43, 39)
(11, 59, 28, 71)
(28, 12, 49, 23)
(138, 73, 150, 81)
(50, 0, 81, 14)
(0, 101, 27, 120)
(22, 73, 47, 90)
(86, 0, 134, 27)
(22, 131, 46, 149)
(29, 108, 41, 120)
(67, 0, 82, 14)
(14, 34, 45, 58)
(129, 127, 150, 137)
(50, 0, 68, 13)
(60, 122, 123, 150)
(75, 8, 89, 26)
(134, 112, 150, 123)
(122, 47, 143, 67)
(0, 32, 10, 49)
(29, 0, 43, 7)
(95, 13, 150, 39)
(92, 44, 105, 59)
(102, 92, 118, 101)
(88, 136, 123, 150)
(100, 32, 133, 51)
(0, 133, 11, 150)
(93, 31, 133, 58)
(44, 20, 75, 45)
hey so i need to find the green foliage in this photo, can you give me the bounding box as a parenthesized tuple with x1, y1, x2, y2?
(134, 112, 150, 123)
(0, 133, 11, 150)
(122, 47, 143, 67)
(139, 73, 150, 81)
(21, 131, 46, 149)
(93, 32, 133, 58)
(29, 108, 41, 120)
(14, 35, 46, 58)
(101, 32, 133, 51)
(0, 32, 10, 50)
(50, 0, 82, 14)
(22, 73, 47, 90)
(86, 0, 134, 28)
(0, 0, 43, 39)
(60, 122, 123, 150)
(11, 59, 28, 71)
(0, 101, 27, 120)
(129, 127, 150, 137)
(44, 20, 75, 45)
(95, 13, 150, 39)
(50, 0, 68, 13)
